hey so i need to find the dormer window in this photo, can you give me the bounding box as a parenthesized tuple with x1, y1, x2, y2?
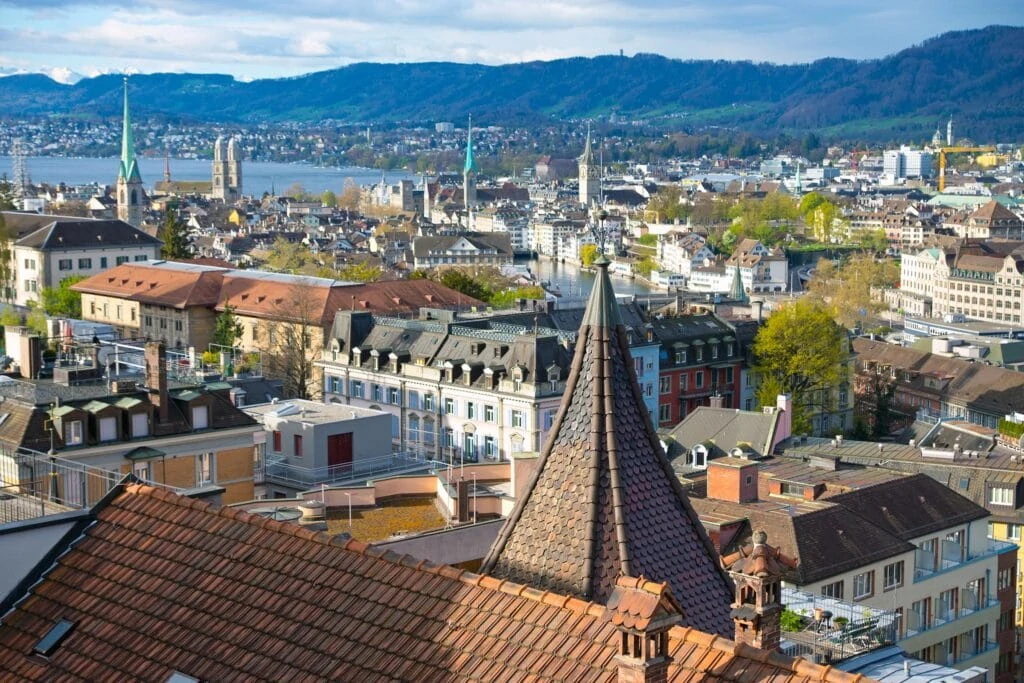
(989, 486, 1014, 506)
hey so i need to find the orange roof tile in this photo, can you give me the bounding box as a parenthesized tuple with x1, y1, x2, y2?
(0, 484, 865, 682)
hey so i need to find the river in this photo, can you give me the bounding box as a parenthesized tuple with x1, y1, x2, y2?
(0, 156, 415, 197)
(521, 257, 658, 298)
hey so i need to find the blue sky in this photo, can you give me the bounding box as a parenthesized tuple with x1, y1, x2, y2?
(1, 0, 1021, 82)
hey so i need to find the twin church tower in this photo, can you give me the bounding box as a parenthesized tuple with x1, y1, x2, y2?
(116, 78, 242, 227)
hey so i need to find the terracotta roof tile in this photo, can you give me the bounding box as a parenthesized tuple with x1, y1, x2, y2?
(0, 483, 863, 681)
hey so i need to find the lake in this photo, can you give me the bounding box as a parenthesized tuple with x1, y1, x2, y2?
(0, 156, 416, 197)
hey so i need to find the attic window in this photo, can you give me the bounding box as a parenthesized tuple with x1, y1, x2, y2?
(33, 619, 75, 657)
(166, 673, 200, 683)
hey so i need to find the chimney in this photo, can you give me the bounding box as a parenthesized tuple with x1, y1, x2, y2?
(723, 530, 791, 653)
(752, 300, 763, 323)
(707, 458, 758, 504)
(607, 578, 682, 683)
(770, 394, 792, 453)
(145, 341, 169, 424)
(708, 394, 725, 409)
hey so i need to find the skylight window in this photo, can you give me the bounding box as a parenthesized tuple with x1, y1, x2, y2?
(33, 619, 74, 656)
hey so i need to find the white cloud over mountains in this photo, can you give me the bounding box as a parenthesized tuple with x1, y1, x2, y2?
(0, 0, 1021, 80)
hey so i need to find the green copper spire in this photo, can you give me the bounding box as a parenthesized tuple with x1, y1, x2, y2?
(728, 265, 748, 303)
(580, 123, 595, 164)
(119, 77, 141, 183)
(463, 116, 476, 175)
(581, 254, 624, 328)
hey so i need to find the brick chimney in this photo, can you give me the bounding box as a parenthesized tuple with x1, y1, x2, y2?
(605, 577, 682, 683)
(722, 530, 796, 652)
(707, 458, 758, 503)
(145, 341, 168, 424)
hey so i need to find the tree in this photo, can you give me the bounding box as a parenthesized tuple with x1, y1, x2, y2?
(211, 305, 243, 349)
(160, 208, 191, 259)
(0, 211, 13, 302)
(579, 244, 598, 266)
(338, 261, 382, 283)
(0, 305, 20, 329)
(636, 234, 658, 247)
(753, 299, 846, 436)
(438, 269, 491, 302)
(806, 254, 899, 328)
(265, 285, 323, 400)
(263, 236, 314, 274)
(321, 189, 338, 208)
(40, 276, 85, 319)
(338, 177, 362, 211)
(0, 176, 16, 211)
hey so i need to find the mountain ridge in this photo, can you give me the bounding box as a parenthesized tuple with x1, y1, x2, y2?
(1, 25, 1021, 139)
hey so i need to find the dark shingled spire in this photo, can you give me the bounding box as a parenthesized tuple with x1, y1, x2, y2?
(481, 258, 735, 636)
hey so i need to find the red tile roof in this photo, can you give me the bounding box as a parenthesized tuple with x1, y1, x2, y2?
(482, 259, 736, 636)
(0, 485, 866, 682)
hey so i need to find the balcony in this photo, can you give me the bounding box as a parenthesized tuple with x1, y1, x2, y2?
(913, 539, 1017, 583)
(904, 585, 999, 639)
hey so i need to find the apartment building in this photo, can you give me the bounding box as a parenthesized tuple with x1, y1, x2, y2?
(691, 457, 1015, 680)
(931, 243, 1024, 325)
(2, 211, 161, 307)
(411, 233, 513, 270)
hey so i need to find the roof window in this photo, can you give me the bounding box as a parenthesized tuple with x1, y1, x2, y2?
(33, 619, 75, 657)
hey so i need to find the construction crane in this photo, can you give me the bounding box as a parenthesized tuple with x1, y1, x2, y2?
(938, 146, 997, 192)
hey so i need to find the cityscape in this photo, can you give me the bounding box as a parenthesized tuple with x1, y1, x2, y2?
(0, 9, 1023, 683)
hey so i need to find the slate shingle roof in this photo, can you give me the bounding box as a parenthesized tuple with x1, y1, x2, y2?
(2, 212, 161, 249)
(0, 484, 866, 682)
(481, 258, 736, 636)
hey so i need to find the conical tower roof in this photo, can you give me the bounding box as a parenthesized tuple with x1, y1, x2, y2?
(463, 117, 477, 175)
(118, 77, 141, 183)
(579, 124, 595, 165)
(729, 265, 748, 303)
(481, 256, 735, 636)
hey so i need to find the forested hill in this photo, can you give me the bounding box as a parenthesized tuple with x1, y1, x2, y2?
(1, 25, 1021, 139)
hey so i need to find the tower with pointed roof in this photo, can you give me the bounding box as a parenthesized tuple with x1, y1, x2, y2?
(579, 124, 600, 206)
(463, 116, 477, 212)
(728, 265, 748, 303)
(116, 77, 144, 228)
(227, 136, 243, 199)
(481, 255, 735, 636)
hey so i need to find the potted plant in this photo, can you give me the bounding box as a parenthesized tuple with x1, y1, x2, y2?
(832, 616, 849, 631)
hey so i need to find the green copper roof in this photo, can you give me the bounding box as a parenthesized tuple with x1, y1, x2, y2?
(119, 77, 142, 183)
(463, 118, 477, 175)
(579, 125, 595, 165)
(580, 256, 623, 328)
(728, 265, 747, 303)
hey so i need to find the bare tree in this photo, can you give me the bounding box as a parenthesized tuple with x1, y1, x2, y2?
(264, 283, 325, 400)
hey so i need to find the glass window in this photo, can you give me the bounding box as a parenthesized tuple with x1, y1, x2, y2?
(467, 402, 476, 419)
(990, 487, 1014, 506)
(350, 380, 363, 399)
(821, 581, 843, 600)
(883, 561, 904, 590)
(408, 415, 420, 442)
(659, 376, 671, 394)
(511, 410, 524, 428)
(58, 259, 73, 271)
(853, 571, 873, 600)
(78, 258, 92, 269)
(658, 404, 670, 422)
(423, 393, 434, 411)
(196, 452, 215, 485)
(272, 431, 281, 451)
(444, 398, 455, 415)
(484, 405, 495, 422)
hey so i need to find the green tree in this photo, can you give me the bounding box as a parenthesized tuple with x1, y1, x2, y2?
(753, 299, 846, 436)
(438, 269, 492, 302)
(211, 305, 243, 349)
(0, 305, 20, 328)
(0, 176, 16, 210)
(489, 285, 546, 309)
(579, 243, 599, 266)
(263, 236, 314, 274)
(338, 261, 382, 283)
(321, 189, 338, 208)
(40, 276, 85, 319)
(636, 234, 658, 247)
(26, 305, 48, 337)
(807, 254, 899, 328)
(0, 211, 13, 302)
(160, 208, 191, 259)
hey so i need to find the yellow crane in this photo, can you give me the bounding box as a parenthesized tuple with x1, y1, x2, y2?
(938, 146, 997, 192)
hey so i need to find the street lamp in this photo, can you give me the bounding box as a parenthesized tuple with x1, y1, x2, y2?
(344, 491, 352, 529)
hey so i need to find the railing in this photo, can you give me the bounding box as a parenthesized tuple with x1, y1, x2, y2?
(261, 450, 436, 489)
(914, 539, 1017, 582)
(0, 447, 184, 525)
(953, 639, 998, 664)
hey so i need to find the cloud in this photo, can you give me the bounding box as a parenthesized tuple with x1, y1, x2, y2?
(0, 0, 1021, 79)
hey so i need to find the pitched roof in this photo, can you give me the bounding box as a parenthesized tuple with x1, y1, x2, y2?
(72, 261, 228, 308)
(0, 484, 864, 682)
(2, 212, 161, 250)
(666, 406, 780, 461)
(481, 258, 736, 636)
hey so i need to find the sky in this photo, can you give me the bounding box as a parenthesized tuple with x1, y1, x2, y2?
(1, 0, 1022, 82)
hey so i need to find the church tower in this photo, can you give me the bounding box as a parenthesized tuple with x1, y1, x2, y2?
(116, 77, 144, 228)
(578, 124, 600, 206)
(463, 116, 477, 212)
(227, 136, 243, 200)
(212, 135, 227, 200)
